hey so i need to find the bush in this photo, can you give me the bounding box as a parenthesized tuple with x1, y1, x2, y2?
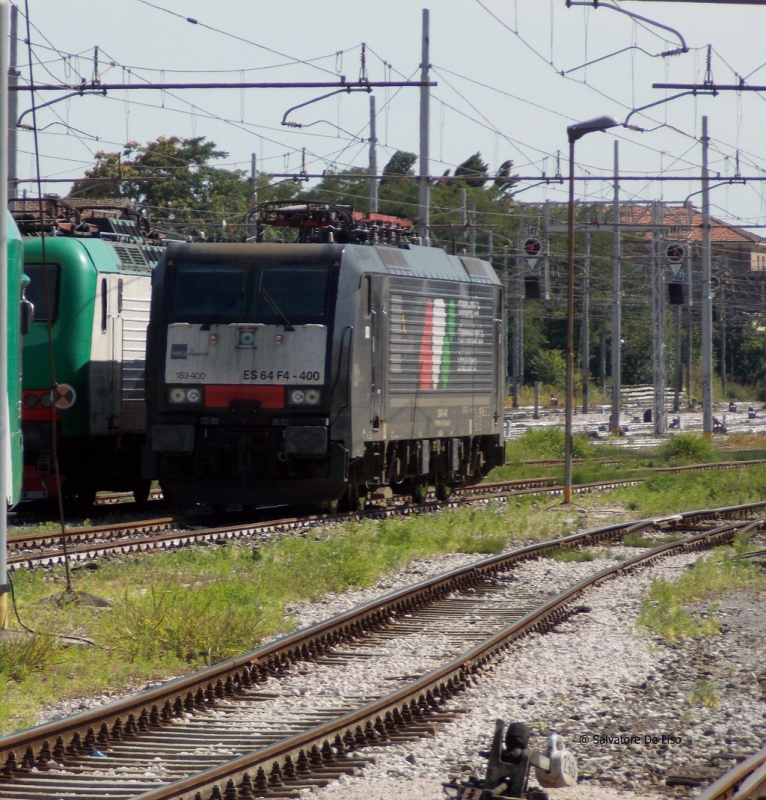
(532, 350, 566, 387)
(660, 433, 718, 464)
(506, 427, 595, 462)
(0, 634, 61, 682)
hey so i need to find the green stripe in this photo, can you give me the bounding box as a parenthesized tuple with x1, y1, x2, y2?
(440, 299, 457, 389)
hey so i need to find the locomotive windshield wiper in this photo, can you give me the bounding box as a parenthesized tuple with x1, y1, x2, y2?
(257, 278, 294, 331)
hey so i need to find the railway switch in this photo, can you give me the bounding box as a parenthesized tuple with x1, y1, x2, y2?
(445, 719, 578, 799)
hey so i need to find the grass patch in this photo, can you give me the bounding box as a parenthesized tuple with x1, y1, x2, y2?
(690, 680, 720, 708)
(548, 548, 597, 562)
(622, 534, 683, 548)
(505, 428, 595, 463)
(4, 458, 766, 735)
(638, 537, 765, 640)
(660, 433, 718, 465)
(0, 633, 62, 681)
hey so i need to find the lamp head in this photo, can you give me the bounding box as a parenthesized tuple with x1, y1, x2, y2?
(567, 115, 621, 142)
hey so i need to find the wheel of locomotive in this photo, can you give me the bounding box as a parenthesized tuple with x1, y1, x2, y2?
(132, 479, 152, 506)
(411, 478, 429, 504)
(317, 497, 340, 514)
(65, 482, 97, 516)
(435, 476, 453, 503)
(341, 483, 366, 513)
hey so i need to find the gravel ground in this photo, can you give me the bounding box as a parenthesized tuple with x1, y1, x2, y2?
(30, 536, 766, 800)
(301, 548, 766, 800)
(506, 401, 766, 447)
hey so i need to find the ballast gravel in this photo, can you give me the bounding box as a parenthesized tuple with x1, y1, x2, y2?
(32, 544, 766, 800)
(294, 548, 766, 800)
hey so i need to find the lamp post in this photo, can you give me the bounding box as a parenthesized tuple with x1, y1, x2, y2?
(565, 116, 621, 504)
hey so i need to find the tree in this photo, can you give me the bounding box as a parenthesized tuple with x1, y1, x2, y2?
(70, 136, 252, 238)
(494, 159, 519, 194)
(455, 152, 489, 189)
(380, 151, 417, 185)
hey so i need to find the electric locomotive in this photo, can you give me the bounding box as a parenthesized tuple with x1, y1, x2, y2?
(145, 204, 505, 511)
(5, 210, 32, 506)
(13, 198, 168, 510)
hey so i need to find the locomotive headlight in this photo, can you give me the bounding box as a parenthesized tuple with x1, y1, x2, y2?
(304, 389, 321, 405)
(289, 389, 305, 405)
(39, 392, 54, 408)
(169, 387, 187, 404)
(238, 329, 256, 347)
(23, 393, 39, 409)
(168, 387, 203, 404)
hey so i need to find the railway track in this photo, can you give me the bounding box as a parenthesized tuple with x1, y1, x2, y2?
(7, 459, 766, 572)
(694, 744, 766, 800)
(8, 461, 766, 570)
(0, 503, 762, 799)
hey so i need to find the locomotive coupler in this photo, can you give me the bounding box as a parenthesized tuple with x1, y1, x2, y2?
(443, 719, 578, 800)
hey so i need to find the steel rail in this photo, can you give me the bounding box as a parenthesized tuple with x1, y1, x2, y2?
(694, 743, 766, 800)
(130, 520, 761, 800)
(0, 504, 761, 791)
(7, 459, 766, 570)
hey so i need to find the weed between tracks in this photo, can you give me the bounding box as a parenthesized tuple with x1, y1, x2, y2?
(637, 533, 766, 640)
(3, 454, 766, 734)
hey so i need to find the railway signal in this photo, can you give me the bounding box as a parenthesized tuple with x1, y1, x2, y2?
(523, 237, 542, 270)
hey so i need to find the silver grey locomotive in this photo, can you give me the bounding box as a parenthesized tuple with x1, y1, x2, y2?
(145, 223, 505, 511)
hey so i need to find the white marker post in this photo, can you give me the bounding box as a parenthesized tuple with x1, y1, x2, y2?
(0, 0, 10, 628)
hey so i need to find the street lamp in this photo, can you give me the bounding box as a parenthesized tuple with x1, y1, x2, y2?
(565, 116, 621, 504)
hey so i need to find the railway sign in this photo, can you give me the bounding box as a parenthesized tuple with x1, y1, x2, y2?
(523, 237, 542, 270)
(51, 383, 76, 409)
(666, 243, 685, 277)
(666, 243, 684, 263)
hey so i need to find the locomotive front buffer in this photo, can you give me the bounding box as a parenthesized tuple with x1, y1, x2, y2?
(445, 719, 578, 800)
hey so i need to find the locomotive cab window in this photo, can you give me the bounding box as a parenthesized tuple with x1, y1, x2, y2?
(170, 261, 331, 324)
(254, 267, 329, 322)
(172, 264, 247, 319)
(24, 263, 62, 324)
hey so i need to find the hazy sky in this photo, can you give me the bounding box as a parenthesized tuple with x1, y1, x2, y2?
(14, 0, 766, 230)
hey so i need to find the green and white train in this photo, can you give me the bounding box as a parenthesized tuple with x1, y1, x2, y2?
(15, 199, 165, 510)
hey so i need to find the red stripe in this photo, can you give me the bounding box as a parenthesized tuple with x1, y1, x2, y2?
(419, 298, 434, 390)
(205, 385, 284, 409)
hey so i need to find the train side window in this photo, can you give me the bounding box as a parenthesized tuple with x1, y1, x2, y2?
(101, 278, 108, 333)
(23, 263, 61, 324)
(117, 278, 124, 314)
(362, 275, 371, 317)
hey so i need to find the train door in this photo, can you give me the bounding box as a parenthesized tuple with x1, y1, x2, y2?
(369, 274, 387, 430)
(110, 277, 124, 425)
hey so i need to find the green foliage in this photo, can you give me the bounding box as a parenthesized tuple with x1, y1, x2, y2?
(638, 547, 764, 640)
(725, 317, 766, 386)
(622, 533, 683, 548)
(660, 433, 718, 464)
(690, 679, 719, 708)
(70, 136, 251, 239)
(548, 548, 596, 562)
(0, 633, 61, 682)
(105, 584, 263, 666)
(505, 427, 595, 462)
(380, 151, 417, 183)
(455, 152, 489, 188)
(608, 466, 766, 517)
(531, 349, 566, 388)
